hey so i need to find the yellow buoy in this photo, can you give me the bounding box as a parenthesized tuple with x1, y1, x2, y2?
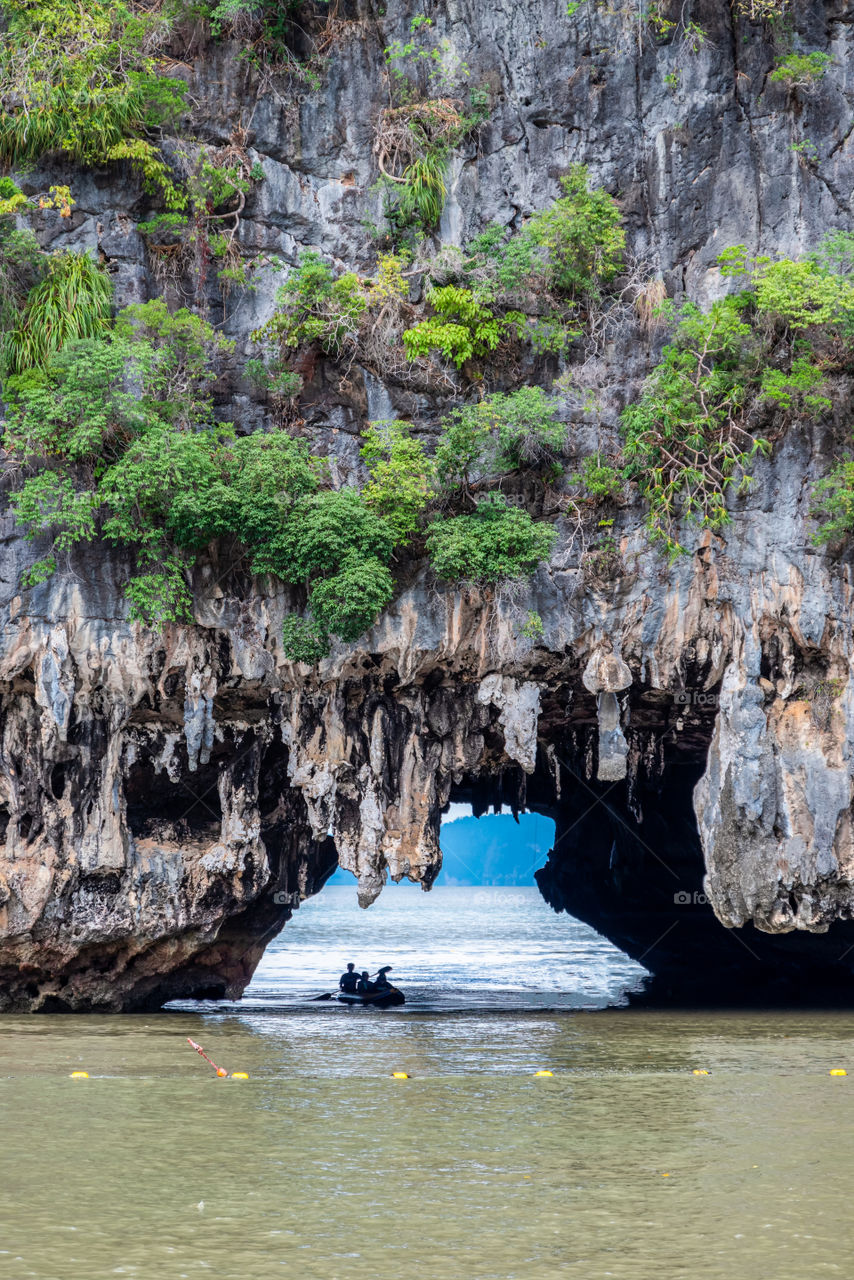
(692, 1069, 711, 1076)
(231, 1072, 249, 1080)
(534, 1070, 554, 1077)
(70, 1071, 89, 1079)
(391, 1072, 410, 1079)
(829, 1068, 848, 1076)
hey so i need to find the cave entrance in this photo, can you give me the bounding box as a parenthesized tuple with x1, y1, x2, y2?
(245, 802, 649, 1011)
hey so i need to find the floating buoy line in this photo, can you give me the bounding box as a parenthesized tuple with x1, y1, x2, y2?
(61, 1045, 849, 1081)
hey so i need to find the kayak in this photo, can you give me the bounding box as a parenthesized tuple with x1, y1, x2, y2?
(336, 985, 405, 1008)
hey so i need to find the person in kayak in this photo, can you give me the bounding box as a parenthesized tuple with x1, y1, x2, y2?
(339, 964, 359, 994)
(357, 970, 373, 993)
(373, 966, 393, 990)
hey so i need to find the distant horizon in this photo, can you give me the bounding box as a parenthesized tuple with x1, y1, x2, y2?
(326, 810, 556, 888)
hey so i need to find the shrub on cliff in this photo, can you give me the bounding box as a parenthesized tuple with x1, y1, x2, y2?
(254, 251, 421, 386)
(621, 295, 768, 552)
(405, 166, 623, 368)
(434, 387, 566, 494)
(403, 285, 509, 367)
(0, 0, 185, 202)
(5, 304, 401, 648)
(5, 301, 234, 615)
(623, 241, 848, 554)
(6, 252, 113, 375)
(259, 252, 368, 357)
(769, 51, 831, 93)
(812, 463, 854, 545)
(523, 165, 625, 304)
(0, 181, 45, 370)
(426, 495, 556, 584)
(360, 421, 435, 544)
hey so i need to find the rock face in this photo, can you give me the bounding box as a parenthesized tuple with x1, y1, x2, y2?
(3, 0, 854, 1008)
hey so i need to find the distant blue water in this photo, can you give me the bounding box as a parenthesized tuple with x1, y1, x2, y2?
(227, 885, 648, 1012)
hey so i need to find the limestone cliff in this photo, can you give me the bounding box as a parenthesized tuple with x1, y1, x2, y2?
(3, 0, 854, 1009)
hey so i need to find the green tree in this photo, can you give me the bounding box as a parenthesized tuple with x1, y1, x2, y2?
(434, 388, 565, 493)
(427, 495, 556, 582)
(258, 252, 367, 356)
(813, 462, 854, 545)
(0, 0, 185, 201)
(403, 285, 508, 367)
(360, 421, 435, 544)
(621, 296, 769, 552)
(524, 164, 625, 302)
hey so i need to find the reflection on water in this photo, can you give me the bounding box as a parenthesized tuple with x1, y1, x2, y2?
(2, 889, 854, 1279)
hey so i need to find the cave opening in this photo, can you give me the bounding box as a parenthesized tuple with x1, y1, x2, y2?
(125, 752, 224, 843)
(247, 790, 650, 1011)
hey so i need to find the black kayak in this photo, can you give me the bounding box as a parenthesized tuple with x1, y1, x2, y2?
(336, 985, 405, 1008)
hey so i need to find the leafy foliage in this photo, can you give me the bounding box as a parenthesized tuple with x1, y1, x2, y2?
(360, 421, 435, 544)
(6, 305, 400, 653)
(464, 222, 542, 295)
(107, 139, 186, 210)
(406, 166, 623, 367)
(520, 609, 544, 641)
(760, 358, 831, 414)
(200, 0, 319, 85)
(433, 165, 623, 315)
(427, 495, 556, 583)
(258, 252, 368, 356)
(622, 296, 769, 552)
(0, 175, 27, 219)
(523, 165, 625, 304)
(375, 19, 488, 240)
(622, 239, 854, 553)
(719, 244, 854, 332)
(403, 285, 508, 367)
(6, 252, 113, 375)
(388, 151, 447, 235)
(0, 0, 185, 187)
(812, 463, 854, 545)
(434, 388, 566, 492)
(731, 0, 789, 15)
(6, 304, 232, 617)
(308, 553, 396, 644)
(770, 51, 831, 91)
(574, 455, 623, 503)
(376, 97, 487, 240)
(0, 180, 43, 362)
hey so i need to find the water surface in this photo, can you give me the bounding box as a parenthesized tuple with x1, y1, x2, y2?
(229, 883, 648, 1012)
(2, 888, 853, 1279)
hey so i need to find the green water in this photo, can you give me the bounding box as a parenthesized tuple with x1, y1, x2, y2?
(2, 1008, 853, 1279)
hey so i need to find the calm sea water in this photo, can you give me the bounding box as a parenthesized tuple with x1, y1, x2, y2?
(2, 887, 854, 1279)
(223, 883, 649, 1012)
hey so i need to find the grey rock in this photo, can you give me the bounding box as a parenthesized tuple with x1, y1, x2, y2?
(4, 0, 854, 1007)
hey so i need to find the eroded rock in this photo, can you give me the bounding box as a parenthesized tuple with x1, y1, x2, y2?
(3, 0, 854, 1006)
